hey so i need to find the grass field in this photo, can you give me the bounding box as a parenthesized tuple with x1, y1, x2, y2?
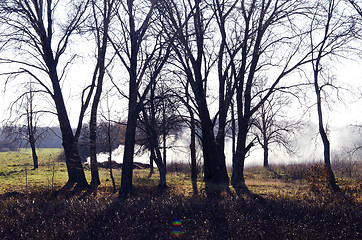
(0, 148, 361, 239)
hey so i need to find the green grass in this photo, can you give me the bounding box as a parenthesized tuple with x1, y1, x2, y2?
(0, 148, 68, 193)
(0, 148, 125, 194)
(0, 149, 361, 201)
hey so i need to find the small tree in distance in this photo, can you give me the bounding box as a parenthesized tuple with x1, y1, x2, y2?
(6, 79, 50, 169)
(251, 85, 300, 168)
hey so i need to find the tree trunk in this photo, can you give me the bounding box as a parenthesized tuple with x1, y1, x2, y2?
(30, 138, 38, 170)
(89, 113, 101, 188)
(89, 0, 110, 189)
(62, 134, 89, 188)
(311, 0, 340, 192)
(162, 130, 167, 166)
(40, 27, 88, 187)
(162, 103, 167, 166)
(152, 134, 166, 187)
(315, 87, 338, 191)
(154, 153, 167, 187)
(119, 98, 137, 195)
(190, 74, 229, 186)
(119, 0, 141, 195)
(27, 113, 38, 169)
(119, 54, 138, 195)
(231, 100, 236, 162)
(231, 140, 246, 186)
(89, 79, 103, 188)
(107, 119, 116, 193)
(142, 113, 167, 187)
(190, 110, 198, 194)
(89, 64, 106, 188)
(231, 118, 251, 190)
(52, 75, 88, 188)
(149, 153, 155, 177)
(148, 141, 155, 178)
(27, 82, 38, 170)
(263, 145, 269, 168)
(108, 154, 116, 193)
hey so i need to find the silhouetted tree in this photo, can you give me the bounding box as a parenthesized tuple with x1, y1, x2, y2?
(109, 0, 171, 194)
(309, 0, 356, 191)
(230, 0, 315, 190)
(0, 124, 21, 151)
(88, 0, 116, 190)
(251, 89, 299, 168)
(0, 0, 92, 188)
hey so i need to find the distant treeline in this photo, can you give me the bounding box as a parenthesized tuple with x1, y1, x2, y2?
(0, 126, 63, 151)
(0, 122, 127, 161)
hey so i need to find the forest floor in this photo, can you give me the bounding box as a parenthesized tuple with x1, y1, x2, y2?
(0, 149, 361, 239)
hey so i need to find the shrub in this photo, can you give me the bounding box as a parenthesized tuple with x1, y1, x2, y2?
(332, 158, 360, 179)
(167, 161, 196, 175)
(306, 164, 330, 192)
(56, 150, 66, 162)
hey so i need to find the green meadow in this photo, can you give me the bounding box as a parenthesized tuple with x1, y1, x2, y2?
(0, 148, 361, 200)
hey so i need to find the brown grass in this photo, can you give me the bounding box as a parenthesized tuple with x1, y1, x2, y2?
(0, 151, 361, 239)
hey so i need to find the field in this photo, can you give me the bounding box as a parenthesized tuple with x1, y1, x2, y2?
(0, 149, 361, 239)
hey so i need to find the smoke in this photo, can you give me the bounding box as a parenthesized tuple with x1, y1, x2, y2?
(88, 124, 361, 167)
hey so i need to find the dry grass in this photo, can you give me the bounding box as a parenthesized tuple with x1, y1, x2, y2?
(0, 150, 361, 239)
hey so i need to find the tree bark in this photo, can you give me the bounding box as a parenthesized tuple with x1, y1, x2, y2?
(89, 109, 101, 188)
(106, 106, 116, 193)
(315, 86, 338, 191)
(231, 116, 252, 189)
(27, 95, 38, 170)
(190, 109, 198, 195)
(263, 145, 269, 168)
(118, 0, 158, 196)
(52, 70, 88, 188)
(149, 153, 155, 177)
(29, 136, 38, 170)
(312, 0, 339, 192)
(89, 0, 110, 188)
(189, 71, 229, 186)
(120, 86, 138, 195)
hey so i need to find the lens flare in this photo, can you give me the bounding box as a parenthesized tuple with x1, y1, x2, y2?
(171, 219, 185, 237)
(172, 219, 182, 226)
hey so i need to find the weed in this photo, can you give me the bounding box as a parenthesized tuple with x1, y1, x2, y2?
(0, 150, 361, 239)
(306, 164, 330, 193)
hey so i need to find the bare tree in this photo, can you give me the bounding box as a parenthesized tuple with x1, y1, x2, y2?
(17, 80, 48, 169)
(137, 77, 182, 185)
(348, 0, 362, 16)
(99, 92, 125, 193)
(229, 0, 316, 190)
(5, 79, 43, 169)
(159, 0, 233, 191)
(25, 81, 39, 169)
(309, 0, 356, 191)
(251, 90, 299, 168)
(87, 0, 116, 190)
(0, 0, 91, 188)
(0, 124, 21, 151)
(109, 0, 171, 194)
(161, 0, 315, 193)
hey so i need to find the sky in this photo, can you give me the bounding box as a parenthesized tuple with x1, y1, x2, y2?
(1, 48, 362, 167)
(1, 0, 362, 166)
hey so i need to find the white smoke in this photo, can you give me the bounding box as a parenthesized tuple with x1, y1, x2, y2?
(88, 124, 361, 167)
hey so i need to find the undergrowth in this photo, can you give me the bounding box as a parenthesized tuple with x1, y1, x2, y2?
(0, 185, 360, 240)
(0, 149, 361, 239)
